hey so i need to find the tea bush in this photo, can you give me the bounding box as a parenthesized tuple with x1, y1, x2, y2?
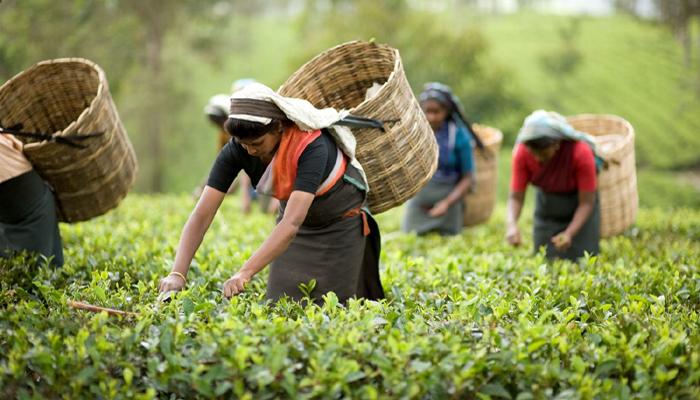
(1, 195, 699, 399)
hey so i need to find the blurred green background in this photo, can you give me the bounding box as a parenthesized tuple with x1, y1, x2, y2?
(1, 0, 698, 208)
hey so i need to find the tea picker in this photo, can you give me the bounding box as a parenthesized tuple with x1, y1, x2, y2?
(159, 41, 439, 304)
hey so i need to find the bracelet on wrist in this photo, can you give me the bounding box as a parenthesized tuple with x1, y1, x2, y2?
(169, 271, 187, 284)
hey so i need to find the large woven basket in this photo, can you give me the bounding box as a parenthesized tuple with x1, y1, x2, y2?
(0, 58, 137, 223)
(463, 124, 503, 226)
(278, 41, 437, 214)
(567, 114, 637, 238)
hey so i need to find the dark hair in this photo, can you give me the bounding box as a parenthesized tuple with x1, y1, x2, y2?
(524, 137, 559, 151)
(207, 114, 227, 127)
(224, 118, 284, 140)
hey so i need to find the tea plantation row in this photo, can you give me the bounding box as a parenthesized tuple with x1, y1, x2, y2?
(1, 195, 698, 399)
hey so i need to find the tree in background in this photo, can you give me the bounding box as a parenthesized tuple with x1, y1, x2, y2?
(0, 0, 136, 91)
(654, 0, 700, 68)
(0, 0, 238, 192)
(293, 0, 527, 139)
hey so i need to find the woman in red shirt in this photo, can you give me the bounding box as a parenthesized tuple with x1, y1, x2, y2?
(506, 110, 601, 260)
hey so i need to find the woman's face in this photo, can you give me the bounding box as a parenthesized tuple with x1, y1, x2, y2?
(238, 128, 283, 162)
(527, 142, 560, 163)
(422, 99, 449, 131)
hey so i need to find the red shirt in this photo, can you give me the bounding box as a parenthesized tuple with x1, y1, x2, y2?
(510, 140, 597, 193)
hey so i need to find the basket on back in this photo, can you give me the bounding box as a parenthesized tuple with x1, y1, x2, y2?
(278, 41, 437, 214)
(567, 114, 637, 238)
(463, 124, 503, 226)
(0, 58, 137, 223)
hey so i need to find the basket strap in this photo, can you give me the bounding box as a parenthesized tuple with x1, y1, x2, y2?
(333, 114, 398, 132)
(0, 126, 104, 149)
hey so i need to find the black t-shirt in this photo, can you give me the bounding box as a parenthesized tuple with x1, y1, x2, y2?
(207, 131, 337, 195)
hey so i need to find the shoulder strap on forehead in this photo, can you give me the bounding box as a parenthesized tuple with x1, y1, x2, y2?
(229, 98, 288, 121)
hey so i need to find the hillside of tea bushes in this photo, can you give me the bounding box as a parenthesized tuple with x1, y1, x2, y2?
(481, 13, 700, 170)
(1, 194, 699, 399)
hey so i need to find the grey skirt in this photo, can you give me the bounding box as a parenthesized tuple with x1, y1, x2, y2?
(0, 170, 64, 266)
(533, 189, 600, 261)
(402, 179, 463, 236)
(265, 165, 384, 304)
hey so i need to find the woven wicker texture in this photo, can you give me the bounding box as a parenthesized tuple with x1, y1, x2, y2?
(0, 58, 137, 223)
(567, 114, 637, 238)
(278, 41, 437, 214)
(463, 124, 503, 227)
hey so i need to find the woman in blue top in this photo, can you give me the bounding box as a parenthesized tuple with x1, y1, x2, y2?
(402, 83, 476, 236)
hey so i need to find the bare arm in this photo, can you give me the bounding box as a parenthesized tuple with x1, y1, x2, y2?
(551, 191, 596, 250)
(159, 186, 225, 292)
(429, 174, 472, 217)
(506, 191, 526, 246)
(507, 191, 525, 228)
(564, 191, 595, 238)
(223, 190, 314, 297)
(445, 174, 472, 206)
(172, 186, 225, 274)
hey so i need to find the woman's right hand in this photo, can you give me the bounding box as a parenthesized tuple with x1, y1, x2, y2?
(159, 274, 186, 293)
(506, 225, 522, 246)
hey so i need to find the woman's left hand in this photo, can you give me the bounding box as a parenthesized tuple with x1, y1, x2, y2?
(551, 232, 572, 251)
(428, 201, 450, 218)
(223, 271, 252, 298)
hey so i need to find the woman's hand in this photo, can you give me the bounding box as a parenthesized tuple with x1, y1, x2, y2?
(159, 274, 186, 293)
(428, 200, 450, 218)
(223, 271, 252, 298)
(506, 225, 522, 246)
(222, 190, 314, 300)
(551, 231, 572, 251)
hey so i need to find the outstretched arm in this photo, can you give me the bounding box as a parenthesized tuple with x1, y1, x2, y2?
(429, 174, 473, 217)
(552, 191, 595, 251)
(159, 186, 225, 292)
(506, 191, 525, 246)
(223, 190, 314, 298)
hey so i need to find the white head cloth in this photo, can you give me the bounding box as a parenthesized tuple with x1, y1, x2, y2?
(228, 83, 369, 192)
(203, 94, 230, 116)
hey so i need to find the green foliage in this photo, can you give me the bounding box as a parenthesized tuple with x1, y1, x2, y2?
(3, 3, 699, 191)
(1, 194, 699, 398)
(480, 13, 700, 168)
(637, 169, 700, 208)
(293, 0, 528, 135)
(539, 17, 584, 110)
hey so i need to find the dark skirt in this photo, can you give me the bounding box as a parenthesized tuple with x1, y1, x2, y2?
(533, 189, 600, 261)
(265, 165, 384, 304)
(402, 179, 463, 236)
(0, 170, 64, 267)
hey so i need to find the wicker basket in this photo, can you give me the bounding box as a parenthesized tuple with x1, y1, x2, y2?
(567, 114, 637, 238)
(463, 124, 503, 227)
(278, 41, 437, 214)
(0, 58, 137, 223)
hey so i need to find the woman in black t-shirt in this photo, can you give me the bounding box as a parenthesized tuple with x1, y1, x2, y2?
(159, 87, 384, 304)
